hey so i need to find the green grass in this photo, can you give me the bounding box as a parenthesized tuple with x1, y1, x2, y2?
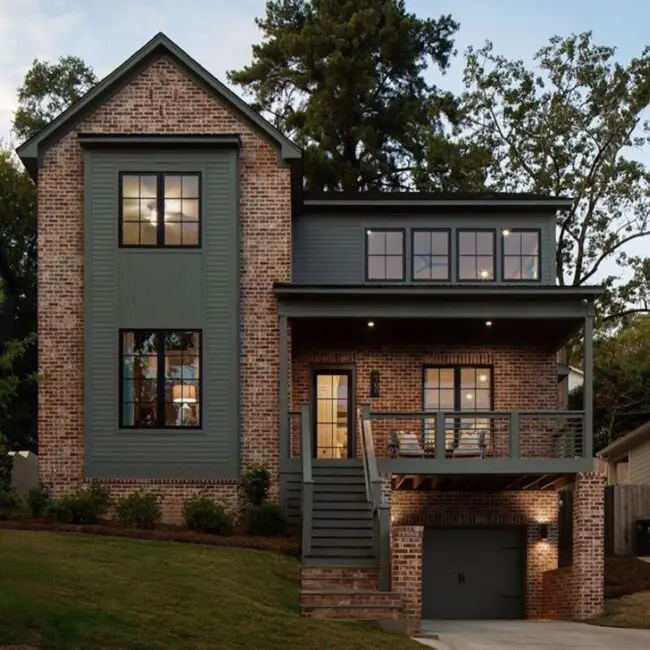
(0, 530, 421, 650)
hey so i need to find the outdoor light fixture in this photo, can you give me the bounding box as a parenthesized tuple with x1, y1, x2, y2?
(539, 523, 549, 541)
(502, 228, 511, 236)
(367, 321, 375, 328)
(485, 320, 493, 327)
(370, 370, 380, 398)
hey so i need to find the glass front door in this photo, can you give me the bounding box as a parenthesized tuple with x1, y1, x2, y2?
(313, 370, 353, 459)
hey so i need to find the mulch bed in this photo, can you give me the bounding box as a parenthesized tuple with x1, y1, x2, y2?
(605, 556, 650, 599)
(0, 519, 300, 557)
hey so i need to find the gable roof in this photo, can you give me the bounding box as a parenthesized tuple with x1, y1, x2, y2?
(598, 421, 650, 461)
(16, 32, 301, 178)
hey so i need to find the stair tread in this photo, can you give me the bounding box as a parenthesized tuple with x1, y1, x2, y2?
(301, 589, 396, 596)
(302, 602, 401, 610)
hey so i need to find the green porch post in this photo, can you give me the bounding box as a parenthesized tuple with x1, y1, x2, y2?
(279, 315, 289, 460)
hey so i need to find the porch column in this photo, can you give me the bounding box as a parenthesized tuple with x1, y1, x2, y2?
(571, 471, 605, 619)
(391, 526, 423, 635)
(279, 315, 289, 460)
(583, 305, 594, 460)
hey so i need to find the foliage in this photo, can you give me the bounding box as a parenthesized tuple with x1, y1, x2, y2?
(182, 496, 234, 534)
(229, 0, 488, 191)
(13, 56, 97, 141)
(246, 503, 286, 536)
(241, 462, 271, 506)
(0, 489, 23, 520)
(459, 32, 650, 321)
(50, 483, 111, 525)
(114, 490, 162, 529)
(0, 443, 12, 490)
(26, 484, 52, 518)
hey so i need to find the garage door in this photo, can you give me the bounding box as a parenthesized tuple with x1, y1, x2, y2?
(422, 528, 524, 619)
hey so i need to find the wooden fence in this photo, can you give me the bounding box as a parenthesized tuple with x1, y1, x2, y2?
(605, 484, 650, 556)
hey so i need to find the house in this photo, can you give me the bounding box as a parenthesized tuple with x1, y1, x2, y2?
(16, 33, 605, 633)
(599, 422, 650, 485)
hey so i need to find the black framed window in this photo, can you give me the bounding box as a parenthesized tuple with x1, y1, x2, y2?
(412, 230, 450, 281)
(120, 173, 200, 247)
(423, 366, 492, 451)
(120, 330, 201, 429)
(503, 229, 540, 281)
(366, 229, 405, 280)
(457, 230, 495, 280)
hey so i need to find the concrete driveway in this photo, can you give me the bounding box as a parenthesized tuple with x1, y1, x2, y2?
(415, 620, 650, 649)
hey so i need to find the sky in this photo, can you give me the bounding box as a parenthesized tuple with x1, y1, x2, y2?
(0, 0, 648, 277)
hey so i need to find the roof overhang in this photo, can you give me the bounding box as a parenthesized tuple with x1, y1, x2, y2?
(16, 32, 301, 180)
(598, 421, 650, 461)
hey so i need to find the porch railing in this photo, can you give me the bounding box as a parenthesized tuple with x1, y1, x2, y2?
(358, 406, 390, 591)
(361, 408, 586, 460)
(296, 404, 314, 558)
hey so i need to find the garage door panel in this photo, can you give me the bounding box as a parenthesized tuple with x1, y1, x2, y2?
(422, 528, 524, 620)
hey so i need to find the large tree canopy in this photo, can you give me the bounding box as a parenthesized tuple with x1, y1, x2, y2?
(229, 0, 488, 191)
(460, 32, 650, 321)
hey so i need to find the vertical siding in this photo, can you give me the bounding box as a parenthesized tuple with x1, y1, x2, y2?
(292, 211, 557, 285)
(85, 148, 239, 479)
(630, 440, 650, 485)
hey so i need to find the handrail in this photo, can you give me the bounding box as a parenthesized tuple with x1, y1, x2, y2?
(367, 409, 585, 419)
(299, 403, 314, 559)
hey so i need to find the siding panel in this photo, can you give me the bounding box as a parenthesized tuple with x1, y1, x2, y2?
(630, 440, 650, 485)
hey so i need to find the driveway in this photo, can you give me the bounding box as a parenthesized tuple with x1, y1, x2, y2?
(415, 620, 650, 649)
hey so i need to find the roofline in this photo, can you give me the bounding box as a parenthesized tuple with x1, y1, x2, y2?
(16, 32, 301, 174)
(598, 421, 650, 460)
(303, 197, 573, 209)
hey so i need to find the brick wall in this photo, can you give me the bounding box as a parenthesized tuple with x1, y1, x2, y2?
(392, 489, 558, 618)
(291, 342, 558, 458)
(391, 526, 423, 635)
(37, 54, 291, 508)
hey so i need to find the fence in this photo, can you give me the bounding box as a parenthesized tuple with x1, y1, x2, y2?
(605, 484, 650, 556)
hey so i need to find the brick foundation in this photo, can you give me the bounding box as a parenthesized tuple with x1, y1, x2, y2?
(391, 525, 424, 635)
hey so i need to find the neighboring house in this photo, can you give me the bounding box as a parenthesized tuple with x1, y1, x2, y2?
(15, 33, 605, 632)
(599, 422, 650, 485)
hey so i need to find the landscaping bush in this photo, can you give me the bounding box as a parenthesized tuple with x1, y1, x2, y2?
(241, 462, 271, 506)
(246, 503, 286, 536)
(0, 489, 23, 520)
(182, 496, 233, 534)
(51, 483, 111, 525)
(0, 444, 13, 491)
(115, 490, 162, 529)
(26, 484, 52, 518)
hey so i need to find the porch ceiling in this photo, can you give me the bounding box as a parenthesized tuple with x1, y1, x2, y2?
(391, 473, 576, 492)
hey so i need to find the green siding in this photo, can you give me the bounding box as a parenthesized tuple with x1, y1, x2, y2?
(84, 149, 240, 479)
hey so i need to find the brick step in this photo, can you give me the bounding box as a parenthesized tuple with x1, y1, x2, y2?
(301, 603, 403, 621)
(301, 565, 379, 580)
(301, 575, 380, 590)
(301, 589, 402, 608)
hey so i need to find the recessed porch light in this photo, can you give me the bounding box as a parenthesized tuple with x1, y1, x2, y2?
(502, 228, 511, 236)
(485, 320, 493, 327)
(367, 321, 375, 328)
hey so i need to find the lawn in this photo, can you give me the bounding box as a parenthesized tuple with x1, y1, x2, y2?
(0, 530, 421, 650)
(593, 591, 650, 629)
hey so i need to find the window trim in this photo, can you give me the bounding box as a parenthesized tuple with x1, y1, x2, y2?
(501, 228, 542, 283)
(118, 328, 203, 430)
(364, 228, 406, 282)
(455, 228, 496, 282)
(118, 171, 202, 249)
(411, 228, 451, 282)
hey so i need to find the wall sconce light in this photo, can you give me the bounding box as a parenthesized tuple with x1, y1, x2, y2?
(370, 370, 380, 398)
(539, 523, 549, 541)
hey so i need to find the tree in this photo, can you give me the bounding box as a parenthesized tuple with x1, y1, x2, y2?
(229, 0, 488, 191)
(460, 33, 650, 321)
(13, 55, 97, 141)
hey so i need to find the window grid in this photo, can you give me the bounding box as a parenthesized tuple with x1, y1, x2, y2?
(503, 230, 541, 281)
(457, 230, 495, 281)
(412, 229, 450, 281)
(366, 229, 405, 281)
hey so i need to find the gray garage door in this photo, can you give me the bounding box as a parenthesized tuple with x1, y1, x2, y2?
(422, 528, 524, 619)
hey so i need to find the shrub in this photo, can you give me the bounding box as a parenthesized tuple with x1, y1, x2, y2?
(115, 490, 162, 529)
(0, 489, 22, 520)
(241, 463, 271, 506)
(51, 483, 112, 525)
(246, 503, 286, 536)
(0, 445, 13, 491)
(27, 484, 52, 518)
(182, 496, 233, 534)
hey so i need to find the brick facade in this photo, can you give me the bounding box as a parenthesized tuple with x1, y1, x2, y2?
(37, 54, 291, 511)
(391, 526, 424, 635)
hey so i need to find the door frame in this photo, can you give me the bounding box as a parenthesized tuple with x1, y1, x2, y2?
(311, 365, 356, 459)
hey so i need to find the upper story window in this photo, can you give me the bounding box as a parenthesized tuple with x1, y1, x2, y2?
(120, 173, 200, 247)
(458, 230, 495, 281)
(366, 229, 405, 281)
(120, 330, 201, 429)
(412, 229, 450, 281)
(503, 229, 540, 281)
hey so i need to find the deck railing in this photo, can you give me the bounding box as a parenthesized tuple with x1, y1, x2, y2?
(296, 404, 314, 558)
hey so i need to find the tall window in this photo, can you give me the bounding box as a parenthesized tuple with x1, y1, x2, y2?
(423, 366, 492, 452)
(120, 330, 201, 428)
(120, 173, 200, 247)
(458, 230, 495, 280)
(366, 229, 405, 280)
(412, 230, 450, 281)
(503, 229, 540, 280)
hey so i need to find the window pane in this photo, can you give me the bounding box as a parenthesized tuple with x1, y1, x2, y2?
(476, 257, 494, 280)
(385, 255, 403, 279)
(439, 389, 455, 410)
(367, 231, 385, 254)
(164, 175, 182, 198)
(477, 369, 491, 386)
(430, 232, 448, 255)
(140, 223, 157, 246)
(140, 199, 157, 223)
(183, 175, 199, 198)
(462, 391, 475, 409)
(459, 257, 476, 280)
(430, 257, 448, 280)
(413, 255, 431, 280)
(476, 389, 491, 409)
(425, 368, 440, 388)
(521, 232, 539, 255)
(122, 198, 140, 220)
(458, 231, 475, 254)
(460, 368, 476, 388)
(413, 231, 431, 255)
(504, 256, 521, 280)
(440, 369, 454, 388)
(182, 199, 199, 220)
(368, 256, 385, 279)
(165, 223, 182, 245)
(386, 232, 403, 255)
(424, 390, 439, 410)
(122, 222, 139, 245)
(182, 223, 199, 246)
(164, 199, 183, 220)
(122, 175, 140, 198)
(140, 175, 157, 198)
(504, 231, 521, 255)
(476, 232, 494, 255)
(522, 256, 539, 279)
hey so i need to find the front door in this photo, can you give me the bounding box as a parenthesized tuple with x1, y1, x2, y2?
(312, 369, 354, 459)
